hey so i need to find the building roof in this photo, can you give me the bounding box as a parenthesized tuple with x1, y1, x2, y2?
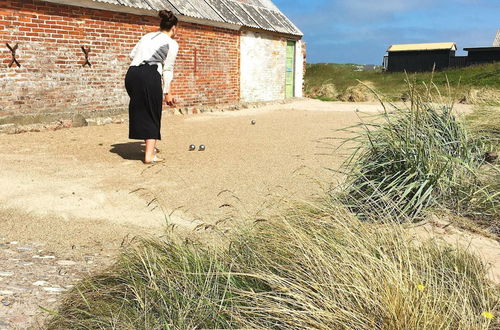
(42, 0, 302, 36)
(494, 29, 500, 47)
(387, 42, 457, 52)
(464, 47, 500, 52)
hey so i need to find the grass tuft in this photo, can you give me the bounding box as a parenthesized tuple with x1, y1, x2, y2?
(338, 81, 499, 221)
(48, 200, 499, 329)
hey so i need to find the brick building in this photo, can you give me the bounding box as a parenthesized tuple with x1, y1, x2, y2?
(0, 0, 304, 125)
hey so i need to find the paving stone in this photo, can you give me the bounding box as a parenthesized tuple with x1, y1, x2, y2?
(102, 117, 113, 125)
(16, 246, 33, 251)
(56, 260, 77, 266)
(42, 287, 66, 293)
(32, 255, 55, 259)
(72, 114, 88, 128)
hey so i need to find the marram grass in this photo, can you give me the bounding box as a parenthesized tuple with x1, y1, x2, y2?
(338, 82, 499, 221)
(48, 200, 499, 329)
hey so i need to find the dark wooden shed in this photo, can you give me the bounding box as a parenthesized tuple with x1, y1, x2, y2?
(386, 42, 457, 72)
(464, 47, 500, 65)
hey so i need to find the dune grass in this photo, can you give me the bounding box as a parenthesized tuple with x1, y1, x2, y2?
(338, 82, 499, 222)
(48, 198, 499, 329)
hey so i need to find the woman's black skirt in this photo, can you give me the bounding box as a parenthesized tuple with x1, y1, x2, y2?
(125, 64, 163, 140)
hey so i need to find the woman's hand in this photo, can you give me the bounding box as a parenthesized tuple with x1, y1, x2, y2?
(164, 94, 177, 107)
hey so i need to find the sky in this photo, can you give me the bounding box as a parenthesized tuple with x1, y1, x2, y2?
(273, 0, 500, 64)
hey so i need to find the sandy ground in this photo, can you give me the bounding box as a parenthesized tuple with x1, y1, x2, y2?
(0, 99, 498, 328)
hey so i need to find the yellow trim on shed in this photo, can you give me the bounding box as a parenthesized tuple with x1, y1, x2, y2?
(387, 42, 457, 52)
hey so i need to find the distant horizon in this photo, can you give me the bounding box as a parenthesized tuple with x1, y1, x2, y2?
(273, 0, 499, 64)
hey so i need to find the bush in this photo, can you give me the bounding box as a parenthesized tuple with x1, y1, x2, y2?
(337, 81, 377, 102)
(306, 82, 338, 101)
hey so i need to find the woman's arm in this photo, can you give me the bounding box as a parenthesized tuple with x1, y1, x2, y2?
(129, 40, 140, 61)
(162, 40, 179, 95)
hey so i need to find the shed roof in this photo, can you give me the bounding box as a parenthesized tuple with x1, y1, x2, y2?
(464, 47, 500, 52)
(42, 0, 302, 36)
(387, 42, 457, 52)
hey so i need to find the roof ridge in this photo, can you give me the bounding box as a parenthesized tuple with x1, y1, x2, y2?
(387, 42, 457, 52)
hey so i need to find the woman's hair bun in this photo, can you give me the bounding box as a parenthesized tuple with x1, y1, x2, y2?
(158, 10, 173, 20)
(158, 10, 178, 30)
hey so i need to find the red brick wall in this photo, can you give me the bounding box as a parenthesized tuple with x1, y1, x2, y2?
(0, 0, 240, 120)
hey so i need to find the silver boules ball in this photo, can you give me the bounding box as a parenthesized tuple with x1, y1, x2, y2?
(189, 144, 196, 151)
(251, 120, 256, 125)
(199, 144, 206, 151)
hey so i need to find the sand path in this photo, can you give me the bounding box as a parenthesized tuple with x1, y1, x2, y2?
(0, 100, 368, 233)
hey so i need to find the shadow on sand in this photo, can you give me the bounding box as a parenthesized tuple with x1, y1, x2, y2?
(110, 142, 144, 161)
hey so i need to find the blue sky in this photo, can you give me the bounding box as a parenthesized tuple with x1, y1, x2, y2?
(273, 0, 500, 64)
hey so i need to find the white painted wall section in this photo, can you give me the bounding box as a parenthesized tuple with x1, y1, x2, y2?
(294, 40, 304, 98)
(240, 31, 286, 102)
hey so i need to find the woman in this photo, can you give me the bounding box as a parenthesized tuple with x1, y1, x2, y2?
(125, 10, 179, 164)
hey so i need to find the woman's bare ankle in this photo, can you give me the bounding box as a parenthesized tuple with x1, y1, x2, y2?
(144, 154, 163, 164)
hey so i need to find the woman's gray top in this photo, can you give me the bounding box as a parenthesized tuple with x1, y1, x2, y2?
(130, 32, 179, 94)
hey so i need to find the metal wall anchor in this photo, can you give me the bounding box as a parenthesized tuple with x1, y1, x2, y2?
(6, 43, 21, 68)
(81, 46, 91, 67)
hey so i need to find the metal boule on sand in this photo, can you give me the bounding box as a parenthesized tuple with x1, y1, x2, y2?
(189, 144, 196, 151)
(251, 120, 256, 125)
(199, 145, 206, 151)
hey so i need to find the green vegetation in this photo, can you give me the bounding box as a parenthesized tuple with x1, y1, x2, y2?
(48, 87, 499, 329)
(305, 62, 500, 102)
(48, 201, 499, 329)
(340, 85, 499, 221)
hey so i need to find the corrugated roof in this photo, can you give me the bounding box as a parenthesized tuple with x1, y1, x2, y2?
(205, 0, 241, 25)
(387, 42, 457, 52)
(179, 0, 302, 35)
(222, 0, 260, 29)
(48, 0, 302, 36)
